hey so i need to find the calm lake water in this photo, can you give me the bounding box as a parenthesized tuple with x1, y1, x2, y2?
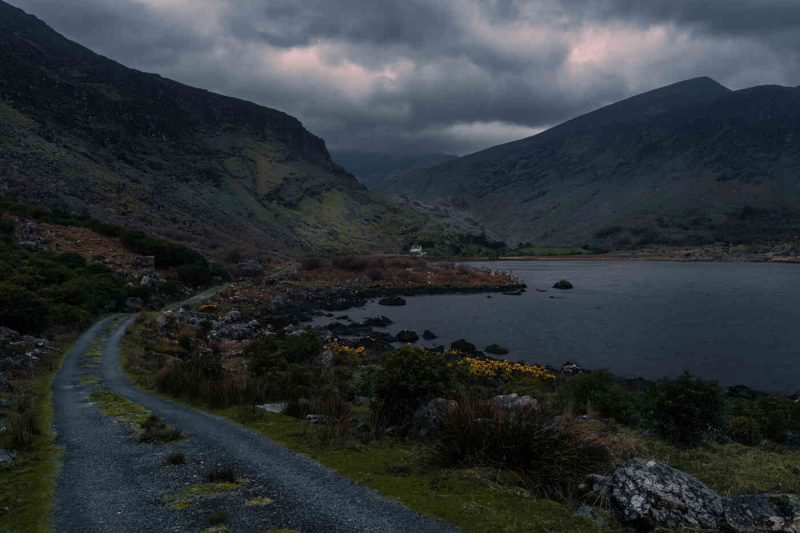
(318, 261, 800, 393)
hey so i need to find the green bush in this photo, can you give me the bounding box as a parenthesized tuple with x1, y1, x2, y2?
(755, 396, 796, 443)
(430, 397, 612, 499)
(727, 416, 762, 446)
(647, 373, 725, 446)
(560, 370, 641, 425)
(0, 284, 49, 333)
(374, 347, 463, 430)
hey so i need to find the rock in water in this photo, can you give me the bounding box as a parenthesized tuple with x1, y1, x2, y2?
(395, 330, 419, 343)
(378, 296, 406, 306)
(363, 316, 393, 327)
(553, 279, 573, 289)
(422, 329, 437, 340)
(590, 458, 723, 530)
(723, 494, 800, 532)
(449, 339, 476, 353)
(484, 344, 509, 355)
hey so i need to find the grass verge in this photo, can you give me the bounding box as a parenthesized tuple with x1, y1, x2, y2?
(0, 343, 70, 533)
(89, 389, 182, 444)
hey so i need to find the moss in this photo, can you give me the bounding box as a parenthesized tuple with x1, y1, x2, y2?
(163, 482, 240, 510)
(245, 496, 274, 507)
(89, 389, 149, 427)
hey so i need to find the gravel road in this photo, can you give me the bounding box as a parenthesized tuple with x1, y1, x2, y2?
(52, 314, 456, 532)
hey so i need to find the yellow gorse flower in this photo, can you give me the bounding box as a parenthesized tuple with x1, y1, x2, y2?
(447, 349, 554, 380)
(329, 341, 366, 358)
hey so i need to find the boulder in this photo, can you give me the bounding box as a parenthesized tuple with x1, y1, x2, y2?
(132, 255, 156, 269)
(413, 398, 457, 438)
(125, 297, 144, 311)
(378, 295, 406, 306)
(492, 393, 538, 411)
(723, 494, 800, 532)
(0, 449, 15, 466)
(553, 279, 573, 289)
(363, 316, 393, 327)
(590, 458, 723, 530)
(237, 260, 264, 278)
(395, 330, 419, 343)
(0, 378, 13, 392)
(484, 344, 509, 355)
(422, 329, 437, 340)
(449, 339, 476, 353)
(560, 361, 586, 375)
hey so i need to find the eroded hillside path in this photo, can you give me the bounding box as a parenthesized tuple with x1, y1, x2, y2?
(52, 314, 455, 533)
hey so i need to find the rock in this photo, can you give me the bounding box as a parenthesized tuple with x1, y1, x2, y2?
(553, 279, 573, 289)
(0, 399, 12, 409)
(591, 458, 723, 530)
(395, 330, 419, 343)
(791, 391, 800, 404)
(257, 402, 287, 414)
(449, 339, 476, 353)
(413, 398, 458, 438)
(428, 345, 445, 353)
(378, 295, 406, 306)
(238, 260, 264, 278)
(91, 254, 106, 262)
(484, 344, 509, 355)
(0, 378, 12, 392)
(422, 329, 437, 340)
(492, 393, 538, 411)
(575, 505, 609, 529)
(132, 255, 156, 269)
(139, 274, 157, 287)
(560, 361, 586, 375)
(305, 414, 326, 424)
(723, 493, 800, 532)
(125, 296, 144, 311)
(0, 449, 15, 466)
(363, 316, 393, 327)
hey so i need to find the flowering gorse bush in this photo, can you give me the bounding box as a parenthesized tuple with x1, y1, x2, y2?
(329, 341, 366, 366)
(462, 357, 555, 380)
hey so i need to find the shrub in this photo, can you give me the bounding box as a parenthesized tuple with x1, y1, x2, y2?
(0, 284, 49, 334)
(175, 262, 212, 287)
(430, 397, 612, 499)
(165, 452, 185, 465)
(301, 256, 323, 270)
(138, 415, 183, 443)
(374, 347, 462, 430)
(560, 370, 641, 426)
(332, 255, 369, 272)
(755, 395, 796, 443)
(647, 373, 725, 445)
(6, 390, 39, 450)
(727, 416, 762, 446)
(366, 268, 384, 282)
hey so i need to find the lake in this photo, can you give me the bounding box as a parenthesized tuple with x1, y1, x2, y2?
(316, 261, 800, 393)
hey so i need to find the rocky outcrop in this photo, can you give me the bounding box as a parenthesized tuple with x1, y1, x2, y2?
(589, 458, 723, 530)
(492, 393, 538, 411)
(422, 329, 437, 340)
(723, 494, 800, 532)
(413, 398, 457, 438)
(449, 339, 476, 353)
(589, 459, 800, 532)
(378, 296, 406, 306)
(395, 330, 419, 343)
(484, 344, 509, 355)
(553, 279, 573, 289)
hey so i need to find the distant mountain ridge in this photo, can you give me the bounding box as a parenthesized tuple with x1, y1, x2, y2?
(332, 151, 457, 190)
(380, 77, 800, 248)
(0, 1, 430, 255)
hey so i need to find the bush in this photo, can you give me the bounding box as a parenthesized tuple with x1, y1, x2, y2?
(175, 262, 212, 287)
(0, 284, 49, 334)
(430, 397, 612, 499)
(138, 415, 183, 443)
(647, 373, 725, 445)
(332, 255, 369, 272)
(727, 416, 762, 446)
(374, 347, 462, 430)
(301, 256, 323, 270)
(560, 370, 641, 425)
(755, 395, 796, 443)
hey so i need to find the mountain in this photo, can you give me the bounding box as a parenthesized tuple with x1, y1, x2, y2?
(0, 1, 430, 256)
(379, 77, 800, 248)
(331, 151, 457, 190)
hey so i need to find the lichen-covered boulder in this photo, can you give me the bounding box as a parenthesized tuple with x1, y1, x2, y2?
(590, 458, 723, 530)
(492, 393, 538, 411)
(413, 398, 457, 438)
(723, 494, 800, 532)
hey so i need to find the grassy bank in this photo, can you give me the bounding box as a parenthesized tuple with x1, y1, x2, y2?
(0, 347, 66, 533)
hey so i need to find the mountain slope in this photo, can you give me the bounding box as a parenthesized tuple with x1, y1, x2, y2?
(331, 151, 457, 190)
(0, 1, 429, 255)
(381, 77, 800, 247)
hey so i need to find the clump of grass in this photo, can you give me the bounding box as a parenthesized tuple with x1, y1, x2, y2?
(89, 389, 149, 426)
(163, 482, 240, 510)
(138, 415, 183, 444)
(245, 496, 274, 507)
(165, 452, 185, 465)
(207, 465, 238, 483)
(206, 510, 228, 525)
(429, 397, 613, 500)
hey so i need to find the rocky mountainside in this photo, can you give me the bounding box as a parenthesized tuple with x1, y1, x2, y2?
(379, 77, 800, 248)
(0, 1, 430, 256)
(331, 151, 457, 190)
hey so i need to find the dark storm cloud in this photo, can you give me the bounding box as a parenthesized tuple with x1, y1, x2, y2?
(8, 0, 800, 154)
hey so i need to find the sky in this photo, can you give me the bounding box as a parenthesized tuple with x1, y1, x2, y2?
(9, 0, 800, 155)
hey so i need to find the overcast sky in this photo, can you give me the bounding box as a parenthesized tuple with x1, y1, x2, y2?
(9, 0, 800, 155)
